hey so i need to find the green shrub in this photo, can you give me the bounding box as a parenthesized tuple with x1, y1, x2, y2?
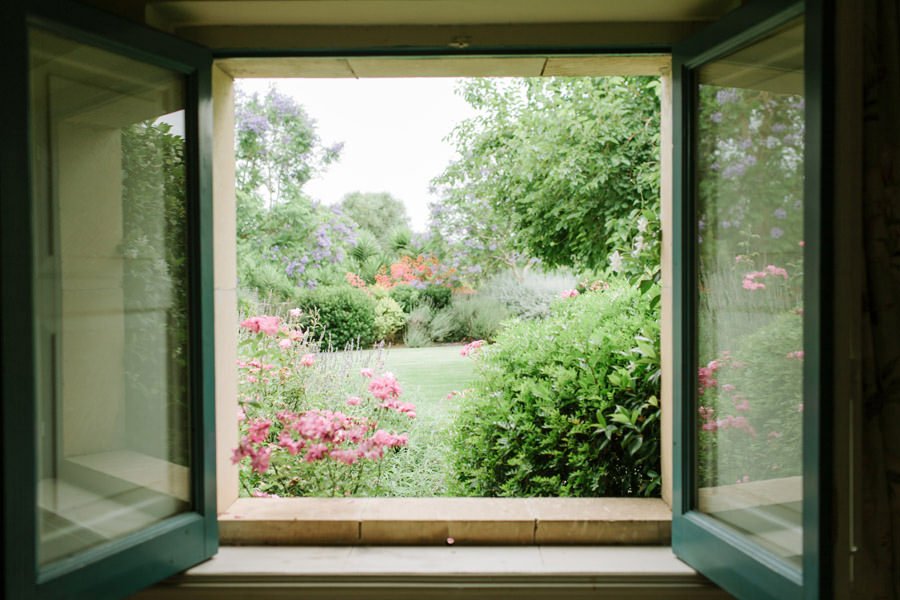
(428, 309, 458, 342)
(451, 281, 661, 497)
(481, 269, 578, 320)
(296, 286, 377, 350)
(421, 285, 453, 310)
(446, 295, 510, 341)
(697, 311, 803, 487)
(389, 284, 422, 313)
(403, 322, 432, 348)
(374, 296, 407, 342)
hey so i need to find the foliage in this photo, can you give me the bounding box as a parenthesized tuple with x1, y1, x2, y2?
(451, 281, 661, 497)
(236, 85, 340, 207)
(431, 77, 661, 277)
(296, 287, 377, 350)
(234, 314, 415, 497)
(403, 305, 434, 347)
(697, 312, 803, 486)
(340, 191, 412, 252)
(433, 295, 511, 343)
(389, 284, 422, 313)
(120, 120, 189, 464)
(480, 269, 578, 320)
(420, 285, 453, 310)
(374, 296, 407, 342)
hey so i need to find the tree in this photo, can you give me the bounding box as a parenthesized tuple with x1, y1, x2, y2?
(339, 191, 411, 251)
(236, 85, 341, 208)
(432, 77, 661, 273)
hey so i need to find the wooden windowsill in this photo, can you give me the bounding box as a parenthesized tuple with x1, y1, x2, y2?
(218, 497, 671, 545)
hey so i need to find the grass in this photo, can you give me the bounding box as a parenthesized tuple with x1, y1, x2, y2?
(355, 344, 478, 496)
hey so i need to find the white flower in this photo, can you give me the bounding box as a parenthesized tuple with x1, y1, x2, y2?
(609, 250, 624, 273)
(637, 216, 649, 233)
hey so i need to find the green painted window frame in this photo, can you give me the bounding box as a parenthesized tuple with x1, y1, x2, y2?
(0, 1, 217, 598)
(671, 1, 833, 599)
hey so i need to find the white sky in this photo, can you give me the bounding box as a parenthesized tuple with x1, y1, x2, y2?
(237, 78, 478, 233)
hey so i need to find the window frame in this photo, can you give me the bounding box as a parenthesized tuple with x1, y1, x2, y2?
(671, 1, 833, 599)
(0, 1, 218, 597)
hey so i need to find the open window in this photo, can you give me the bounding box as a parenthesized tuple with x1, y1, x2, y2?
(1, 1, 216, 597)
(672, 1, 830, 598)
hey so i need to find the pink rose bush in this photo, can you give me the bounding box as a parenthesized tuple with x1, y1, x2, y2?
(234, 311, 414, 497)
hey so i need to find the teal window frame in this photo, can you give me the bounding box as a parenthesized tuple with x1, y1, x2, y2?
(671, 1, 832, 599)
(0, 1, 217, 598)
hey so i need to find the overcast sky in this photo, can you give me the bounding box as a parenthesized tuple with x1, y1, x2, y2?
(237, 78, 478, 233)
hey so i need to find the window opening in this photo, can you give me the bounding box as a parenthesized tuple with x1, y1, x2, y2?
(227, 73, 666, 503)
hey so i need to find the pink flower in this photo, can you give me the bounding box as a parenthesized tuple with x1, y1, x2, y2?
(346, 396, 362, 406)
(240, 315, 281, 336)
(304, 443, 328, 463)
(278, 338, 292, 350)
(300, 353, 316, 367)
(734, 398, 750, 412)
(560, 289, 580, 298)
(251, 490, 280, 498)
(460, 340, 485, 357)
(786, 350, 804, 360)
(249, 446, 272, 473)
(330, 449, 360, 465)
(247, 418, 271, 444)
(360, 368, 374, 378)
(721, 383, 736, 393)
(289, 308, 302, 318)
(765, 264, 788, 279)
(278, 431, 305, 455)
(799, 240, 805, 247)
(369, 372, 402, 400)
(237, 407, 246, 422)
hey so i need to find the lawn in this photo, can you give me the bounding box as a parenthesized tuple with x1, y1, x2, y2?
(357, 344, 478, 496)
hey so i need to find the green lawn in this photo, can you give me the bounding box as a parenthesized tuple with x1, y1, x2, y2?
(355, 344, 478, 496)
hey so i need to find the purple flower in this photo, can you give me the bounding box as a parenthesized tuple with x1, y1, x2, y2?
(715, 88, 740, 105)
(774, 208, 787, 219)
(770, 227, 785, 239)
(711, 112, 723, 123)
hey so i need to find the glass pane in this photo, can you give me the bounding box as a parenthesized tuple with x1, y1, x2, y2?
(693, 19, 805, 568)
(29, 27, 191, 565)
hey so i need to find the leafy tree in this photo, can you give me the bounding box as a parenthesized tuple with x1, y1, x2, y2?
(339, 191, 411, 247)
(432, 77, 661, 273)
(236, 85, 341, 208)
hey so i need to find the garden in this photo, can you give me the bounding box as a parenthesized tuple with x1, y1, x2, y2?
(231, 76, 667, 498)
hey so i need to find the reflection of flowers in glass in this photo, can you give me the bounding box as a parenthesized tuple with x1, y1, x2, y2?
(715, 88, 740, 104)
(770, 227, 784, 239)
(711, 112, 723, 123)
(773, 208, 787, 219)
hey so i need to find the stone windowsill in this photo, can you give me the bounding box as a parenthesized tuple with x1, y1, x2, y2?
(218, 497, 672, 545)
(133, 546, 729, 599)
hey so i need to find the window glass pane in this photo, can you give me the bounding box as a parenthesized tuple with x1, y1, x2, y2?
(694, 19, 804, 568)
(29, 27, 191, 565)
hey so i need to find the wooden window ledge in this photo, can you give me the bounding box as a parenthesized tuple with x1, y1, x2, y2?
(218, 497, 671, 545)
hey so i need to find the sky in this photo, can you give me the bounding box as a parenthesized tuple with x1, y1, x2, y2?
(237, 77, 478, 233)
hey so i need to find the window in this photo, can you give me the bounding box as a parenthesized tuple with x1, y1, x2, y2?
(209, 56, 676, 545)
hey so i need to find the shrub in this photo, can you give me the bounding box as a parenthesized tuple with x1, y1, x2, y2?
(234, 317, 416, 497)
(481, 269, 578, 320)
(389, 284, 421, 313)
(296, 286, 377, 349)
(374, 296, 406, 342)
(451, 280, 661, 497)
(696, 310, 803, 486)
(403, 305, 433, 347)
(421, 285, 452, 310)
(446, 295, 510, 341)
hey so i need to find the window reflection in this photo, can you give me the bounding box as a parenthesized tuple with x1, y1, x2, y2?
(694, 19, 805, 568)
